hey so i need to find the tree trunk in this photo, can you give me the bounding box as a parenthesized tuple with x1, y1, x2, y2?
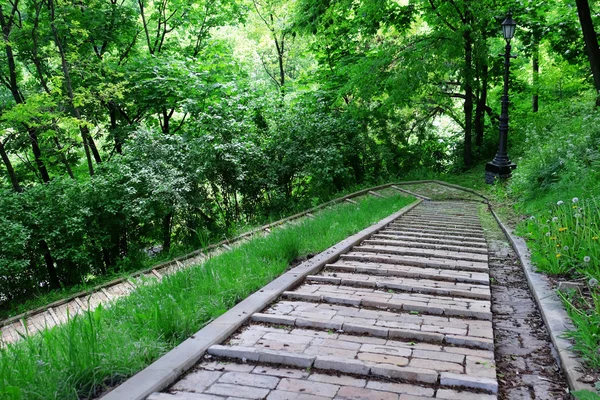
(532, 35, 540, 112)
(162, 211, 173, 254)
(0, 139, 22, 192)
(29, 128, 51, 183)
(81, 125, 102, 163)
(463, 29, 474, 168)
(40, 239, 60, 289)
(475, 62, 488, 147)
(575, 0, 600, 105)
(53, 133, 75, 179)
(110, 103, 123, 154)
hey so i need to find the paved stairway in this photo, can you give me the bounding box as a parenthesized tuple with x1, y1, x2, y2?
(149, 201, 498, 400)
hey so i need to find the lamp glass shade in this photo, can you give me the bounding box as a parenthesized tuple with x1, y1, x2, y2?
(502, 15, 516, 40)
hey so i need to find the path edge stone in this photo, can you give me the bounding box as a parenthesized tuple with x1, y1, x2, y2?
(490, 208, 596, 394)
(100, 199, 423, 400)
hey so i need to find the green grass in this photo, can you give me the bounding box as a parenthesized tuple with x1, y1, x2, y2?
(0, 193, 414, 400)
(560, 289, 600, 370)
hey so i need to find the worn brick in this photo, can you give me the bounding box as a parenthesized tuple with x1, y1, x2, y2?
(436, 388, 497, 400)
(440, 372, 498, 393)
(444, 335, 494, 350)
(304, 345, 358, 359)
(465, 356, 496, 379)
(252, 365, 309, 379)
(411, 349, 464, 364)
(365, 381, 434, 397)
(409, 358, 462, 373)
(200, 361, 255, 373)
(360, 344, 412, 357)
(217, 371, 279, 389)
(343, 323, 389, 337)
(267, 390, 330, 400)
(311, 338, 361, 350)
(262, 332, 313, 344)
(277, 378, 340, 397)
(370, 365, 438, 384)
(207, 345, 259, 361)
(314, 356, 371, 375)
(205, 383, 270, 399)
(357, 352, 409, 366)
(297, 318, 343, 330)
(388, 329, 443, 343)
(258, 350, 315, 368)
(147, 393, 223, 400)
(308, 373, 366, 388)
(252, 313, 296, 326)
(172, 370, 222, 392)
(335, 386, 398, 400)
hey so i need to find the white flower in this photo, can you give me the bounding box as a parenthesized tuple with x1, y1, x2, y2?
(557, 201, 564, 206)
(574, 213, 581, 218)
(530, 216, 535, 220)
(584, 256, 591, 263)
(563, 246, 569, 251)
(572, 197, 579, 203)
(589, 278, 598, 287)
(546, 232, 551, 237)
(552, 217, 559, 222)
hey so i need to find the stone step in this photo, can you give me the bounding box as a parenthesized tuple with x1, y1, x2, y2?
(355, 244, 489, 263)
(147, 359, 497, 400)
(207, 342, 498, 393)
(341, 252, 489, 273)
(307, 271, 491, 300)
(253, 301, 494, 343)
(326, 261, 490, 285)
(372, 233, 487, 249)
(409, 211, 480, 218)
(380, 230, 487, 243)
(388, 224, 485, 236)
(397, 218, 483, 229)
(282, 283, 492, 320)
(364, 238, 488, 254)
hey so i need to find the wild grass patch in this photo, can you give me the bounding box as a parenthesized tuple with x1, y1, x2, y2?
(0, 194, 413, 400)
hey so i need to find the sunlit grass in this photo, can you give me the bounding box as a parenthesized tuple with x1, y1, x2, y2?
(518, 196, 600, 279)
(0, 194, 413, 400)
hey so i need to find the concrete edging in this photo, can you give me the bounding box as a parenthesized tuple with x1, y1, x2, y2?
(430, 180, 594, 394)
(101, 199, 423, 400)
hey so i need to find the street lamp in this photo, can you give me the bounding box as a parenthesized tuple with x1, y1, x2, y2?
(485, 12, 518, 184)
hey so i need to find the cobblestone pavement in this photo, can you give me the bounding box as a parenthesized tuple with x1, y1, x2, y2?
(149, 201, 506, 400)
(481, 209, 569, 399)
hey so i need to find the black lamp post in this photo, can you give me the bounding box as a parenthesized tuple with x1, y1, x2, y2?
(485, 12, 518, 184)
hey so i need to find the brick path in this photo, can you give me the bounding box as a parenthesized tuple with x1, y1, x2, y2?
(148, 201, 500, 400)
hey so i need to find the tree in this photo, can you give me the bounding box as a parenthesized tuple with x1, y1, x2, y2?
(574, 0, 600, 105)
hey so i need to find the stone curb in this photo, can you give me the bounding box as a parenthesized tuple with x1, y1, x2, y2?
(100, 199, 423, 400)
(490, 208, 596, 394)
(430, 180, 595, 394)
